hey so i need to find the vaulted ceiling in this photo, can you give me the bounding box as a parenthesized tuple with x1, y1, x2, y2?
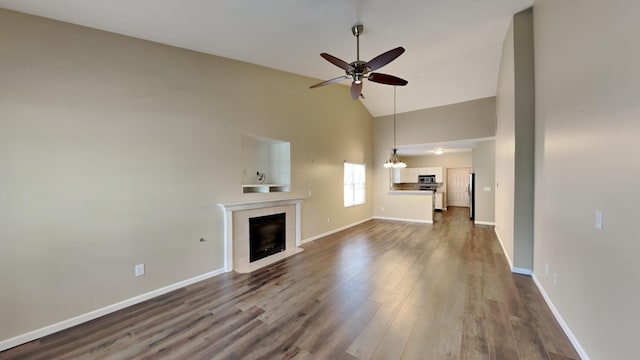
(0, 0, 533, 117)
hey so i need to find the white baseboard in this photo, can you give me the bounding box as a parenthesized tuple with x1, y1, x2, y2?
(493, 229, 534, 275)
(532, 274, 590, 360)
(492, 232, 585, 358)
(512, 267, 532, 275)
(493, 228, 514, 269)
(301, 217, 373, 244)
(474, 220, 495, 226)
(0, 268, 225, 352)
(372, 216, 433, 224)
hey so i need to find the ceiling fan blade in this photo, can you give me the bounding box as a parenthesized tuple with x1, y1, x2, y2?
(310, 76, 349, 89)
(321, 53, 355, 72)
(367, 47, 405, 72)
(368, 73, 408, 86)
(351, 81, 363, 100)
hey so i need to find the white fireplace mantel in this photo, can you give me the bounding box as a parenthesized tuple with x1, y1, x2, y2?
(218, 196, 306, 273)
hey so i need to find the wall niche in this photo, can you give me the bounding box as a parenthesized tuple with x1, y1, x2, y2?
(241, 134, 291, 193)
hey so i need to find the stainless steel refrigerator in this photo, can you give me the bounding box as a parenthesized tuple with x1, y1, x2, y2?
(468, 173, 475, 220)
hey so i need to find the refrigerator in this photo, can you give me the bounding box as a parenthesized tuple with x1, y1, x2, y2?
(469, 173, 475, 220)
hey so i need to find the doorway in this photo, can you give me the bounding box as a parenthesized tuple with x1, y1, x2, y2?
(447, 167, 471, 207)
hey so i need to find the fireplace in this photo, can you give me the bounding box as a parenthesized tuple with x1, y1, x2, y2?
(218, 197, 305, 273)
(249, 213, 286, 262)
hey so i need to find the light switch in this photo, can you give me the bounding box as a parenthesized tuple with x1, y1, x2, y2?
(595, 210, 603, 230)
(135, 264, 145, 277)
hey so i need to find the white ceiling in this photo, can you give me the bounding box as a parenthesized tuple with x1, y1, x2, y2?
(398, 137, 495, 156)
(0, 0, 533, 117)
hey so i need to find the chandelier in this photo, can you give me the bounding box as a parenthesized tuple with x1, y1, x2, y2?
(383, 86, 406, 168)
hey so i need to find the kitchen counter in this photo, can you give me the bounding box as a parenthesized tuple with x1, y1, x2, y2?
(378, 191, 433, 223)
(388, 190, 434, 195)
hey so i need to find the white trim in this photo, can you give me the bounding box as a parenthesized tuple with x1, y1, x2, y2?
(493, 228, 534, 275)
(372, 216, 433, 224)
(0, 268, 225, 352)
(301, 217, 373, 244)
(493, 228, 514, 269)
(512, 267, 532, 275)
(532, 274, 590, 360)
(218, 196, 307, 212)
(218, 197, 306, 272)
(474, 220, 495, 226)
(295, 201, 302, 248)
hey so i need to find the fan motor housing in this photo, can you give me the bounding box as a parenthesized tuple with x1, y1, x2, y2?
(349, 61, 371, 74)
(352, 24, 364, 36)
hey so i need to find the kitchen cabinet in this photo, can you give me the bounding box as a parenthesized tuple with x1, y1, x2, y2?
(393, 168, 420, 183)
(394, 167, 445, 183)
(417, 167, 444, 183)
(434, 192, 446, 210)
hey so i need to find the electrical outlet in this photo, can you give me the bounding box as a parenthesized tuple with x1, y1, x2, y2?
(553, 273, 558, 285)
(381, 206, 385, 212)
(308, 189, 312, 197)
(135, 264, 145, 277)
(545, 262, 549, 276)
(327, 217, 331, 223)
(595, 210, 603, 230)
(483, 187, 491, 192)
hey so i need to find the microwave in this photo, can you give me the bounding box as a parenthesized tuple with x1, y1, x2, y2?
(418, 175, 436, 184)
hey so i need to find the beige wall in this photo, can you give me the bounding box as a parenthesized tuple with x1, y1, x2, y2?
(495, 21, 515, 264)
(393, 96, 497, 147)
(495, 9, 534, 271)
(472, 141, 495, 224)
(0, 10, 373, 341)
(373, 97, 496, 218)
(533, 1, 640, 358)
(512, 9, 535, 271)
(403, 152, 472, 169)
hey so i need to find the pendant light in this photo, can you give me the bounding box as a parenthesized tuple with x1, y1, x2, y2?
(383, 86, 407, 168)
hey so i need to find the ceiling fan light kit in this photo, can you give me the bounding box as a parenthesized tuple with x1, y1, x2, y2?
(310, 24, 408, 100)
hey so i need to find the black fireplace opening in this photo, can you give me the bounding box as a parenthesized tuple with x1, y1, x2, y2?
(249, 213, 286, 262)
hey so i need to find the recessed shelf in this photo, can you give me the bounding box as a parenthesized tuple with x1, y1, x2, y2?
(242, 184, 291, 194)
(242, 134, 291, 194)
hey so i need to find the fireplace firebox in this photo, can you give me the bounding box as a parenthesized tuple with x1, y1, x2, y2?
(249, 213, 286, 262)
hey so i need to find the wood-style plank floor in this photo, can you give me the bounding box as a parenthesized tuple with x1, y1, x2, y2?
(0, 207, 579, 360)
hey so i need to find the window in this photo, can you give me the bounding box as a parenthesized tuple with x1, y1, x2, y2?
(344, 162, 365, 207)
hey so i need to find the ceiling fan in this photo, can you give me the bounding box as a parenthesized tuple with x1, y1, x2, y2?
(310, 24, 408, 100)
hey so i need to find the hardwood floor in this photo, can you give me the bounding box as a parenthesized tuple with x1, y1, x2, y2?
(0, 208, 579, 360)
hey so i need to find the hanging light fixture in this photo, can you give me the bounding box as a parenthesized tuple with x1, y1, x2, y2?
(384, 87, 407, 168)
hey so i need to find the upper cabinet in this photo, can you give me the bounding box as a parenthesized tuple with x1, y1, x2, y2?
(393, 167, 419, 183)
(393, 167, 445, 183)
(418, 167, 444, 183)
